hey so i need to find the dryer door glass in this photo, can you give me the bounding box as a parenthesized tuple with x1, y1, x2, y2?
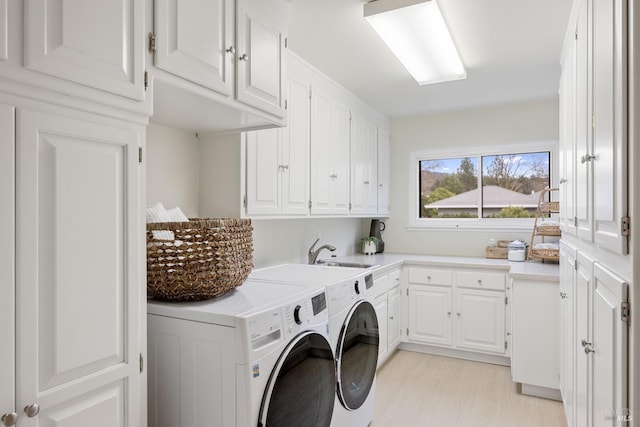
(259, 331, 335, 427)
(336, 300, 379, 411)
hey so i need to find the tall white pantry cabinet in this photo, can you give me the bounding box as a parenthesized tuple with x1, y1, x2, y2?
(558, 0, 635, 426)
(1, 1, 147, 427)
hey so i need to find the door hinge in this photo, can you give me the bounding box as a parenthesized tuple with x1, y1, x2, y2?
(349, 202, 352, 211)
(505, 340, 508, 350)
(148, 32, 157, 52)
(138, 146, 143, 164)
(284, 99, 288, 110)
(144, 70, 149, 91)
(574, 216, 578, 227)
(406, 328, 409, 336)
(308, 200, 312, 209)
(622, 216, 631, 236)
(140, 353, 144, 373)
(406, 288, 409, 296)
(284, 37, 288, 49)
(505, 296, 508, 305)
(574, 259, 578, 271)
(621, 302, 630, 324)
(243, 195, 247, 208)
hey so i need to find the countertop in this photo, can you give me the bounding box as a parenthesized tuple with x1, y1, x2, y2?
(314, 252, 559, 282)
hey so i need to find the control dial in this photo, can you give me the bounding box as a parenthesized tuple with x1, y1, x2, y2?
(293, 305, 305, 325)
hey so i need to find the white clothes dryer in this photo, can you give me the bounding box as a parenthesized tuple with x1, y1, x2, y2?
(249, 264, 381, 427)
(147, 280, 335, 427)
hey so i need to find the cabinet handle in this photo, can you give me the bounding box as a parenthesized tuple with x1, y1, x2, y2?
(226, 45, 236, 54)
(581, 154, 596, 164)
(23, 404, 39, 418)
(239, 53, 249, 61)
(1, 413, 17, 427)
(584, 344, 595, 354)
(559, 178, 567, 184)
(581, 339, 590, 348)
(560, 292, 567, 299)
(389, 316, 394, 320)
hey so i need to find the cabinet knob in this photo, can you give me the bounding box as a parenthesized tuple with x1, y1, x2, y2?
(23, 404, 39, 418)
(584, 344, 595, 354)
(239, 53, 249, 61)
(427, 275, 431, 281)
(447, 311, 451, 316)
(581, 339, 590, 348)
(226, 45, 236, 54)
(559, 178, 567, 184)
(389, 316, 394, 320)
(477, 279, 483, 285)
(457, 312, 461, 317)
(560, 292, 568, 299)
(1, 413, 17, 427)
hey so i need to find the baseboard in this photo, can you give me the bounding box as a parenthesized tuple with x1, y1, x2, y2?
(520, 383, 563, 401)
(397, 342, 511, 366)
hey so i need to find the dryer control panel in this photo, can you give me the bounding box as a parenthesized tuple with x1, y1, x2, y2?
(282, 290, 329, 339)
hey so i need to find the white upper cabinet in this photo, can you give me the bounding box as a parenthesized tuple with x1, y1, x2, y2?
(590, 0, 628, 254)
(559, 0, 628, 254)
(236, 0, 288, 118)
(24, 0, 145, 101)
(245, 75, 309, 216)
(154, 0, 234, 97)
(377, 128, 390, 216)
(310, 88, 350, 215)
(350, 111, 378, 215)
(150, 0, 289, 133)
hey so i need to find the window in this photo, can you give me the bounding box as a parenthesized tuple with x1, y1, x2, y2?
(418, 151, 551, 221)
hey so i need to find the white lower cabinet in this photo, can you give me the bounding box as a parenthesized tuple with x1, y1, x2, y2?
(373, 268, 401, 366)
(0, 104, 143, 427)
(559, 239, 629, 427)
(406, 266, 507, 357)
(510, 277, 560, 396)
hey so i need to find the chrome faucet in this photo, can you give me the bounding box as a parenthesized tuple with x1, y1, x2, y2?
(308, 238, 336, 264)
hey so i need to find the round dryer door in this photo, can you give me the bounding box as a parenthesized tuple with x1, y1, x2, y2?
(336, 300, 379, 411)
(258, 331, 335, 427)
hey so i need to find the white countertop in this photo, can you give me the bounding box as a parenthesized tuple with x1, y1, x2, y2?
(314, 252, 559, 282)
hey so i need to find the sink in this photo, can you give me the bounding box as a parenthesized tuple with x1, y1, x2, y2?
(315, 260, 377, 269)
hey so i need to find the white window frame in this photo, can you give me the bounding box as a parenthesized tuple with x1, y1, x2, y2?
(407, 141, 558, 231)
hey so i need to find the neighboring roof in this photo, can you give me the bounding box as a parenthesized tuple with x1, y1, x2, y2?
(424, 186, 540, 209)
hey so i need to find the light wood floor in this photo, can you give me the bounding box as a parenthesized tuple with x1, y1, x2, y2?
(372, 350, 567, 427)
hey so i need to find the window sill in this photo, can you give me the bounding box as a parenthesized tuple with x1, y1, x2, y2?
(406, 219, 535, 232)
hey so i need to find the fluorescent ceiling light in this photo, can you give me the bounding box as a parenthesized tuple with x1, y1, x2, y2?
(364, 0, 466, 85)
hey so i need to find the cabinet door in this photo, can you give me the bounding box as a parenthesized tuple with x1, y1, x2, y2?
(591, 263, 628, 426)
(387, 285, 402, 352)
(154, 0, 234, 97)
(374, 292, 388, 366)
(377, 128, 390, 216)
(559, 30, 577, 237)
(408, 285, 453, 347)
(16, 109, 142, 427)
(246, 128, 280, 215)
(0, 105, 14, 421)
(310, 90, 333, 214)
(575, 251, 594, 427)
(575, 0, 592, 242)
(591, 0, 628, 254)
(281, 77, 309, 215)
(24, 0, 145, 100)
(455, 289, 505, 355)
(559, 240, 577, 427)
(331, 102, 351, 214)
(511, 279, 560, 389)
(350, 112, 367, 214)
(236, 0, 287, 118)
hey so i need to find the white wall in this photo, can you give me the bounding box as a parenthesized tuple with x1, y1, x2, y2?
(146, 123, 200, 217)
(384, 100, 560, 257)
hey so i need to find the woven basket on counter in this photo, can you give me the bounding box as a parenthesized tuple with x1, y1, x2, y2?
(147, 218, 253, 301)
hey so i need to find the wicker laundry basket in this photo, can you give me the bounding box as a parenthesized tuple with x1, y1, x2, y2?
(146, 218, 253, 301)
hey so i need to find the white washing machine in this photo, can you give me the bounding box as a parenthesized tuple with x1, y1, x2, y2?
(249, 264, 380, 427)
(147, 280, 335, 427)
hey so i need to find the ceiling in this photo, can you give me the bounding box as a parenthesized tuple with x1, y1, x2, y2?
(288, 0, 574, 119)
